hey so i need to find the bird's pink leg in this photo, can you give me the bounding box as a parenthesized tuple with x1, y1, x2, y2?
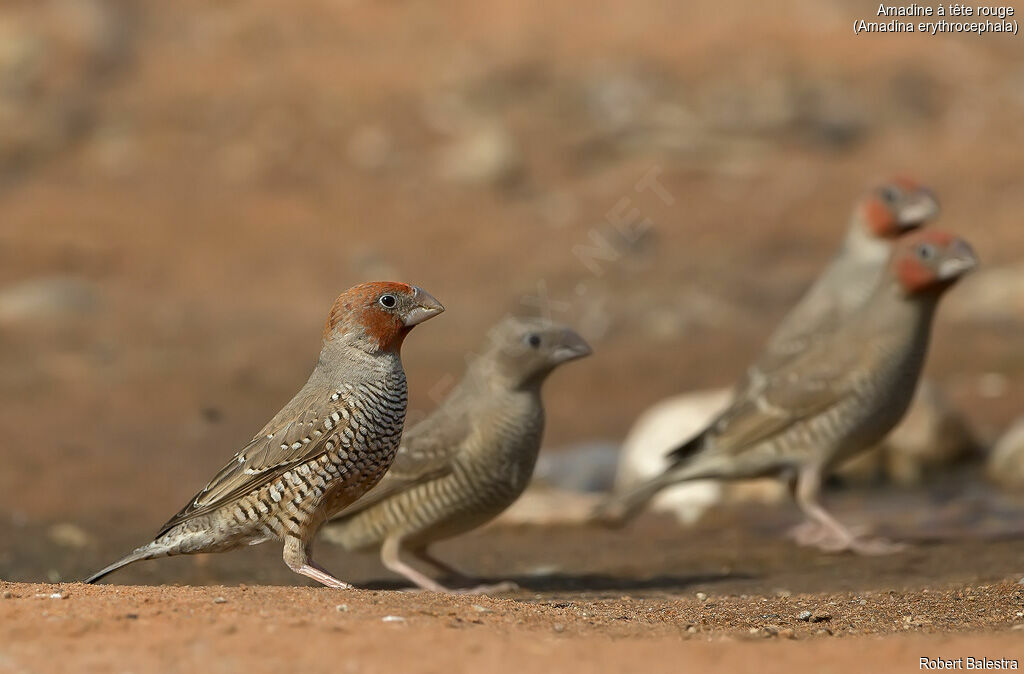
(793, 466, 905, 555)
(283, 535, 353, 589)
(381, 537, 451, 592)
(412, 548, 519, 595)
(411, 548, 475, 583)
(382, 539, 516, 595)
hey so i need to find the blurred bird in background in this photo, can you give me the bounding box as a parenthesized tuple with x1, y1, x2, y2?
(84, 283, 444, 587)
(322, 317, 591, 593)
(743, 177, 939, 395)
(607, 178, 942, 527)
(596, 230, 977, 554)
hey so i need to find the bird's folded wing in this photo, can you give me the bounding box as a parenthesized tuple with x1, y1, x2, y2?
(157, 394, 354, 537)
(328, 410, 468, 521)
(704, 341, 860, 456)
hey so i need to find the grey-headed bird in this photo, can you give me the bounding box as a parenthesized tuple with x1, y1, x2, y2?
(322, 317, 591, 592)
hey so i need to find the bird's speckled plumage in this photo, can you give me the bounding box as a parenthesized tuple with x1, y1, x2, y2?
(598, 231, 976, 554)
(322, 317, 591, 592)
(85, 282, 444, 588)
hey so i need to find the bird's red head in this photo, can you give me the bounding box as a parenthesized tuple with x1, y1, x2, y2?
(323, 282, 445, 352)
(890, 229, 978, 295)
(859, 177, 940, 238)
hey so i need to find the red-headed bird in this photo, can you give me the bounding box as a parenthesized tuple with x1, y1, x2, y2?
(85, 282, 444, 587)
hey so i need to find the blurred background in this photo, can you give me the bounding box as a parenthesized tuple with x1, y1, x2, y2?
(1, 0, 1022, 585)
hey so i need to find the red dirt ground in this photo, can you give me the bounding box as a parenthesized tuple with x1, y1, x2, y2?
(2, 1, 1023, 671)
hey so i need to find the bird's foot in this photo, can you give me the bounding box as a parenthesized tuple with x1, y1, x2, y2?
(453, 580, 520, 595)
(787, 521, 869, 548)
(836, 537, 907, 556)
(401, 580, 519, 595)
(295, 564, 354, 589)
(804, 529, 907, 555)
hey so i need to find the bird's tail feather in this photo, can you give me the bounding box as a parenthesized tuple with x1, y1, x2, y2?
(592, 470, 688, 527)
(593, 434, 713, 527)
(666, 429, 707, 463)
(83, 543, 166, 584)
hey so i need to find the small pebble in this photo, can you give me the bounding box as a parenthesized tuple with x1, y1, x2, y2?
(381, 615, 405, 623)
(213, 597, 227, 604)
(797, 610, 812, 621)
(2, 591, 12, 599)
(552, 624, 565, 633)
(336, 604, 349, 612)
(472, 605, 492, 614)
(695, 592, 707, 601)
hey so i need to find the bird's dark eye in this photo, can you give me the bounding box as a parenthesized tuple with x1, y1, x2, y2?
(378, 294, 398, 309)
(915, 243, 936, 261)
(880, 186, 899, 204)
(526, 334, 541, 348)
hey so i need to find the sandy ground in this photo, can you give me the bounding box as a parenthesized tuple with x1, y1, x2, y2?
(2, 1, 1024, 671)
(1, 581, 1022, 674)
(4, 485, 1024, 673)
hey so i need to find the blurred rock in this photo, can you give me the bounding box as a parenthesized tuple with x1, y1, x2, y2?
(493, 486, 601, 526)
(792, 80, 868, 149)
(882, 381, 977, 485)
(977, 372, 1010, 400)
(944, 264, 1024, 325)
(987, 417, 1024, 490)
(0, 0, 128, 175)
(346, 124, 394, 171)
(696, 75, 867, 151)
(0, 277, 100, 325)
(612, 388, 730, 525)
(534, 442, 619, 493)
(436, 124, 521, 187)
(582, 66, 653, 133)
(46, 522, 94, 549)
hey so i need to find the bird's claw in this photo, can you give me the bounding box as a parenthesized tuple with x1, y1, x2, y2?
(454, 580, 520, 595)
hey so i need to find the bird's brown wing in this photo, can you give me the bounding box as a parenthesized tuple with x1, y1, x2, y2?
(328, 408, 469, 521)
(704, 337, 862, 456)
(157, 391, 355, 537)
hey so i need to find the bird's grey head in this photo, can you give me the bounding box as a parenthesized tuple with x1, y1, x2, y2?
(474, 317, 592, 389)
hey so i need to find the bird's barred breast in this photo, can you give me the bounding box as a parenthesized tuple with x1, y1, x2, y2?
(338, 405, 544, 549)
(206, 371, 409, 547)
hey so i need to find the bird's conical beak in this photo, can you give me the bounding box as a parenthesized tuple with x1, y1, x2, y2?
(403, 287, 445, 327)
(937, 238, 979, 281)
(551, 330, 593, 363)
(898, 189, 940, 228)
